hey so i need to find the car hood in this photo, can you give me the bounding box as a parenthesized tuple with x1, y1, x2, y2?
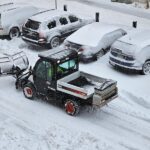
(112, 40, 141, 56)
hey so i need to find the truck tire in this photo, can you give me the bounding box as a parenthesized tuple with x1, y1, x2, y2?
(9, 27, 20, 39)
(49, 36, 60, 49)
(64, 99, 80, 116)
(23, 83, 36, 100)
(141, 60, 150, 75)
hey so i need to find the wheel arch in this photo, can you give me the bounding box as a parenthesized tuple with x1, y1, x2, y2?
(47, 32, 61, 43)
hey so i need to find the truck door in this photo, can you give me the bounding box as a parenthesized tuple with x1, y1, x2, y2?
(33, 60, 54, 95)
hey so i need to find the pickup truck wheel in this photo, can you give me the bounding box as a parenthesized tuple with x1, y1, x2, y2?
(64, 99, 80, 116)
(23, 84, 36, 100)
(50, 36, 60, 48)
(9, 27, 20, 39)
(142, 61, 150, 75)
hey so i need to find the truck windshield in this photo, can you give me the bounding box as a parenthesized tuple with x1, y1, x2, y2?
(57, 59, 77, 78)
(25, 19, 40, 30)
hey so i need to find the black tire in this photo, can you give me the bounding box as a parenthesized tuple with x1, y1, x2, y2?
(64, 99, 80, 116)
(96, 49, 105, 59)
(9, 27, 20, 39)
(141, 60, 150, 75)
(49, 36, 60, 49)
(93, 49, 105, 61)
(23, 83, 36, 100)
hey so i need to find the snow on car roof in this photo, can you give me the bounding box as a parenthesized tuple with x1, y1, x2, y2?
(66, 22, 124, 47)
(118, 29, 150, 48)
(30, 10, 72, 22)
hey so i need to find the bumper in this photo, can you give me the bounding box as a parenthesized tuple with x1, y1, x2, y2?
(0, 29, 8, 36)
(79, 55, 95, 63)
(109, 56, 142, 71)
(92, 88, 118, 107)
(22, 36, 47, 46)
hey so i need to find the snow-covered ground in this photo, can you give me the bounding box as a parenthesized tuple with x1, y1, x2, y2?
(0, 0, 150, 150)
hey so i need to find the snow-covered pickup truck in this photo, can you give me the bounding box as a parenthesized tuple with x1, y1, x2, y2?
(0, 48, 118, 116)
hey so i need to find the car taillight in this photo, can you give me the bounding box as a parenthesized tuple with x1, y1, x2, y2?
(78, 48, 84, 52)
(78, 48, 84, 55)
(39, 32, 45, 38)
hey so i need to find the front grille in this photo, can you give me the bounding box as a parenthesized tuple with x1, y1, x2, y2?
(110, 57, 134, 67)
(22, 27, 39, 40)
(111, 50, 135, 61)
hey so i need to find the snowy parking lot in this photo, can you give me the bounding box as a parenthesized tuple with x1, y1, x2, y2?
(0, 0, 150, 150)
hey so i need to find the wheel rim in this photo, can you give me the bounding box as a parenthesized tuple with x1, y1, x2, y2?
(143, 62, 150, 75)
(10, 28, 19, 39)
(24, 87, 33, 98)
(51, 37, 60, 48)
(65, 101, 75, 115)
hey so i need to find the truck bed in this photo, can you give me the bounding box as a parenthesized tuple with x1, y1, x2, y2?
(68, 76, 99, 95)
(57, 71, 117, 101)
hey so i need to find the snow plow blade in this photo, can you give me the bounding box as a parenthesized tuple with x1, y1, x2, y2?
(0, 51, 29, 76)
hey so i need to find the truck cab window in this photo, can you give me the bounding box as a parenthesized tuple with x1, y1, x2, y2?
(69, 15, 78, 23)
(47, 21, 56, 29)
(59, 17, 68, 25)
(35, 61, 46, 79)
(25, 19, 40, 30)
(46, 62, 53, 81)
(57, 59, 77, 78)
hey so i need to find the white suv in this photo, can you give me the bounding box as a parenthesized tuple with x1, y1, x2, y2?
(22, 10, 93, 48)
(109, 29, 150, 75)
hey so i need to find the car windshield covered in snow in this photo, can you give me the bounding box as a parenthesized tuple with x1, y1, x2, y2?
(25, 19, 40, 30)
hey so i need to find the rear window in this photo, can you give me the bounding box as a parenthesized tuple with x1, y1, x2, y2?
(59, 17, 68, 25)
(69, 15, 78, 23)
(25, 19, 40, 30)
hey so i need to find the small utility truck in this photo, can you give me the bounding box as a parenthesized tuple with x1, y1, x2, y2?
(0, 48, 118, 116)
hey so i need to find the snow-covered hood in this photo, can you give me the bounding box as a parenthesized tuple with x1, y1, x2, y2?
(66, 22, 123, 48)
(112, 40, 141, 56)
(112, 29, 150, 56)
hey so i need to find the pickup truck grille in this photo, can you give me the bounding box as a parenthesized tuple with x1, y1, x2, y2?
(22, 27, 39, 40)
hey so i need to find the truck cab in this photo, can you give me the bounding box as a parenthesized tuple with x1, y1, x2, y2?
(32, 48, 78, 95)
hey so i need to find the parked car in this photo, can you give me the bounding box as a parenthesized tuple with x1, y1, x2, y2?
(22, 10, 94, 48)
(0, 3, 40, 39)
(64, 22, 127, 62)
(109, 29, 150, 75)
